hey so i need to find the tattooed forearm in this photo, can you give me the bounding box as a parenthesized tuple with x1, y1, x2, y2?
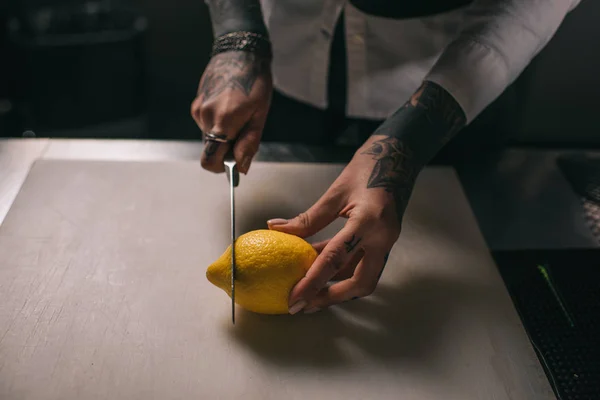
(205, 0, 268, 37)
(198, 51, 269, 102)
(407, 81, 466, 145)
(362, 81, 466, 221)
(373, 80, 467, 161)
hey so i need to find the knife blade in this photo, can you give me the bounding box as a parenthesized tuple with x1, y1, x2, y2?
(223, 152, 239, 325)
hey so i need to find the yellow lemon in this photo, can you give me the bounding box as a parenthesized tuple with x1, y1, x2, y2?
(206, 229, 317, 314)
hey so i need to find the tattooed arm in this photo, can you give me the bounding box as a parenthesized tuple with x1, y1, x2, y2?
(362, 80, 466, 219)
(265, 0, 579, 314)
(192, 1, 272, 174)
(204, 0, 268, 37)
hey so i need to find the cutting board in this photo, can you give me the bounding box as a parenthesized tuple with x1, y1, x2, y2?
(0, 160, 552, 400)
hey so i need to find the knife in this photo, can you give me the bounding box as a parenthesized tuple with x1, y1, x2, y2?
(223, 152, 239, 325)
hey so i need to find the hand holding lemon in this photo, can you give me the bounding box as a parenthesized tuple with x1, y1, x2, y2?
(207, 134, 416, 317)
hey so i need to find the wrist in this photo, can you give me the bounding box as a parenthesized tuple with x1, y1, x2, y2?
(211, 31, 273, 62)
(370, 81, 465, 166)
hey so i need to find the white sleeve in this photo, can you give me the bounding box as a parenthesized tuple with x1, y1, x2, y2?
(425, 0, 581, 124)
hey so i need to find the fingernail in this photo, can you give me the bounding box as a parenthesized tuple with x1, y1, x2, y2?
(241, 155, 252, 173)
(289, 299, 307, 315)
(304, 307, 321, 314)
(267, 218, 288, 226)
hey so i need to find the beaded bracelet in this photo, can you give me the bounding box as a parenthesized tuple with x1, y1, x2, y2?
(211, 31, 273, 60)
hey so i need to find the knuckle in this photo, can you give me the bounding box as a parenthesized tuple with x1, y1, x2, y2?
(191, 104, 205, 126)
(355, 208, 385, 225)
(190, 101, 198, 117)
(304, 281, 320, 298)
(324, 183, 345, 206)
(296, 212, 311, 228)
(221, 107, 239, 119)
(357, 212, 401, 244)
(216, 102, 247, 120)
(200, 106, 213, 122)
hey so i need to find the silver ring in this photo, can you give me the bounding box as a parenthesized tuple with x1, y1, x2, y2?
(203, 131, 233, 144)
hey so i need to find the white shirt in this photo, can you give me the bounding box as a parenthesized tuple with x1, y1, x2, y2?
(260, 0, 581, 124)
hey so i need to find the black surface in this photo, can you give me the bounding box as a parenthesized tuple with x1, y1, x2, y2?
(8, 4, 148, 133)
(498, 157, 600, 398)
(493, 249, 600, 400)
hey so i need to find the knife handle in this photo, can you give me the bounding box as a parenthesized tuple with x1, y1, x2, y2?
(223, 152, 240, 187)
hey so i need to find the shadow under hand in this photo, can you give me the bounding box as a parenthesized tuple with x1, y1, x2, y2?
(340, 273, 489, 367)
(227, 271, 492, 371)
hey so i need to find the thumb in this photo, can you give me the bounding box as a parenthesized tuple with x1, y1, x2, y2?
(233, 126, 261, 175)
(267, 190, 342, 238)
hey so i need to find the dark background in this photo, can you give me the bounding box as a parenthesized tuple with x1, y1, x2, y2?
(0, 0, 598, 144)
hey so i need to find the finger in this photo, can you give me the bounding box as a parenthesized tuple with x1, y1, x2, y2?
(312, 239, 362, 281)
(267, 186, 344, 238)
(199, 104, 248, 173)
(288, 221, 364, 313)
(332, 249, 364, 281)
(305, 250, 387, 312)
(200, 139, 231, 174)
(233, 116, 263, 174)
(202, 99, 259, 172)
(191, 96, 216, 135)
(190, 97, 203, 126)
(193, 97, 229, 173)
